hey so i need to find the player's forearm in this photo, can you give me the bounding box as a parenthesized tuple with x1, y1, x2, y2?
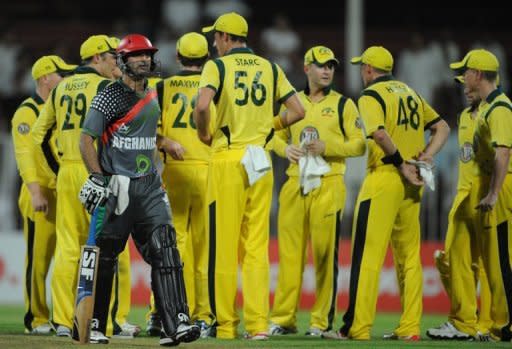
(325, 137, 366, 158)
(423, 120, 450, 157)
(272, 133, 289, 158)
(489, 147, 510, 196)
(79, 133, 102, 174)
(282, 94, 305, 127)
(373, 129, 398, 155)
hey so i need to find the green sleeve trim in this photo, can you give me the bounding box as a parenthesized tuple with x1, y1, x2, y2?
(277, 90, 295, 104)
(484, 101, 512, 122)
(337, 96, 348, 137)
(18, 101, 39, 117)
(271, 62, 278, 106)
(424, 117, 442, 130)
(156, 80, 164, 110)
(82, 127, 99, 138)
(212, 59, 225, 105)
(361, 90, 386, 119)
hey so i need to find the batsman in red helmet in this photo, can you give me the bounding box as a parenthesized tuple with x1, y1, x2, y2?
(78, 33, 200, 346)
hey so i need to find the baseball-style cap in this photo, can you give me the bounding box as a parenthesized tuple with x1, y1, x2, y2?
(177, 32, 208, 58)
(304, 46, 339, 66)
(350, 46, 394, 72)
(80, 34, 118, 60)
(31, 55, 77, 80)
(450, 49, 499, 72)
(202, 12, 248, 37)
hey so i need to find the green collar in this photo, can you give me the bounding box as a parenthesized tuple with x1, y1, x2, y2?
(367, 74, 394, 87)
(485, 88, 501, 103)
(304, 83, 332, 98)
(177, 70, 201, 76)
(225, 47, 254, 56)
(74, 65, 102, 76)
(31, 92, 44, 105)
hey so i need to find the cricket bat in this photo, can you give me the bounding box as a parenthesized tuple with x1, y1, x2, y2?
(72, 213, 100, 343)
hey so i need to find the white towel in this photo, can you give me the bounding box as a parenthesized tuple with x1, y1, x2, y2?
(241, 145, 271, 186)
(108, 175, 131, 215)
(407, 160, 435, 191)
(299, 154, 331, 195)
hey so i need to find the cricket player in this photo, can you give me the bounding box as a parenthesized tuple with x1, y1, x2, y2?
(31, 35, 118, 337)
(270, 45, 365, 336)
(12, 55, 75, 334)
(194, 12, 305, 339)
(323, 46, 450, 341)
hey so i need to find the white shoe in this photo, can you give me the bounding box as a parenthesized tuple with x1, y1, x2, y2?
(305, 327, 323, 336)
(426, 322, 473, 340)
(175, 322, 200, 343)
(113, 322, 141, 339)
(30, 323, 53, 334)
(321, 329, 349, 340)
(269, 323, 297, 335)
(55, 325, 71, 337)
(90, 330, 109, 344)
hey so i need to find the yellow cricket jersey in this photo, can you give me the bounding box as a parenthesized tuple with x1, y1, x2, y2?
(358, 75, 441, 170)
(32, 66, 111, 162)
(456, 105, 479, 191)
(473, 89, 512, 175)
(199, 47, 295, 151)
(12, 93, 59, 189)
(273, 88, 365, 177)
(157, 71, 214, 164)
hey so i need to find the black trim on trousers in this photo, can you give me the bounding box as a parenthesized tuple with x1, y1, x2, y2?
(24, 218, 35, 331)
(340, 199, 371, 335)
(497, 221, 512, 341)
(110, 260, 120, 334)
(327, 209, 341, 330)
(208, 201, 217, 317)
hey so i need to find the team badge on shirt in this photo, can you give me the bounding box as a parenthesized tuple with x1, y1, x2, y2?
(321, 107, 335, 118)
(459, 142, 474, 163)
(17, 123, 30, 134)
(300, 126, 319, 144)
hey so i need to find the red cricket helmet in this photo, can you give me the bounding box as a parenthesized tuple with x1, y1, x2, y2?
(117, 34, 158, 55)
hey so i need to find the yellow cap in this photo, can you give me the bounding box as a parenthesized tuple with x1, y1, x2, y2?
(177, 32, 208, 58)
(350, 46, 394, 72)
(450, 49, 499, 72)
(202, 12, 248, 37)
(31, 55, 77, 80)
(304, 46, 339, 66)
(80, 34, 118, 60)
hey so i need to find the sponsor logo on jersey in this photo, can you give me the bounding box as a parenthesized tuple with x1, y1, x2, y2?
(459, 142, 474, 163)
(321, 107, 335, 117)
(112, 136, 156, 150)
(136, 154, 151, 174)
(300, 126, 319, 144)
(17, 123, 30, 134)
(118, 123, 130, 134)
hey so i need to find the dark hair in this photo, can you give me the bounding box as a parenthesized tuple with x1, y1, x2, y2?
(482, 71, 498, 82)
(178, 54, 208, 67)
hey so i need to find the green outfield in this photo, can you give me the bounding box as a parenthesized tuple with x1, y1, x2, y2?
(0, 306, 507, 348)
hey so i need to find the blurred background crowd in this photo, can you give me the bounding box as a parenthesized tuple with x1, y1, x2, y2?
(0, 0, 510, 239)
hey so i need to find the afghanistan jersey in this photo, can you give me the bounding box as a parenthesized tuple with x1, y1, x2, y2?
(199, 47, 295, 151)
(473, 89, 512, 175)
(357, 75, 441, 170)
(12, 93, 59, 189)
(32, 66, 110, 163)
(156, 71, 214, 164)
(83, 79, 161, 178)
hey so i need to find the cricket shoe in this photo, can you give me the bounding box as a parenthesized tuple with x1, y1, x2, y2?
(426, 322, 473, 340)
(321, 329, 349, 340)
(113, 322, 141, 339)
(146, 312, 162, 337)
(305, 327, 324, 336)
(29, 323, 53, 334)
(90, 330, 109, 344)
(383, 332, 420, 341)
(175, 321, 201, 343)
(269, 323, 298, 335)
(55, 325, 71, 337)
(195, 320, 213, 338)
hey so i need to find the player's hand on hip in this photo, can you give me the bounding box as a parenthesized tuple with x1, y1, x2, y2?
(285, 144, 305, 163)
(168, 140, 185, 160)
(31, 191, 49, 215)
(399, 162, 424, 186)
(78, 173, 109, 214)
(476, 192, 498, 212)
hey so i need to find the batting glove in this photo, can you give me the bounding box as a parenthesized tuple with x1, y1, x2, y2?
(79, 173, 109, 214)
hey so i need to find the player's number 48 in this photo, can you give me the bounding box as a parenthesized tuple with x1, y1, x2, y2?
(397, 95, 420, 130)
